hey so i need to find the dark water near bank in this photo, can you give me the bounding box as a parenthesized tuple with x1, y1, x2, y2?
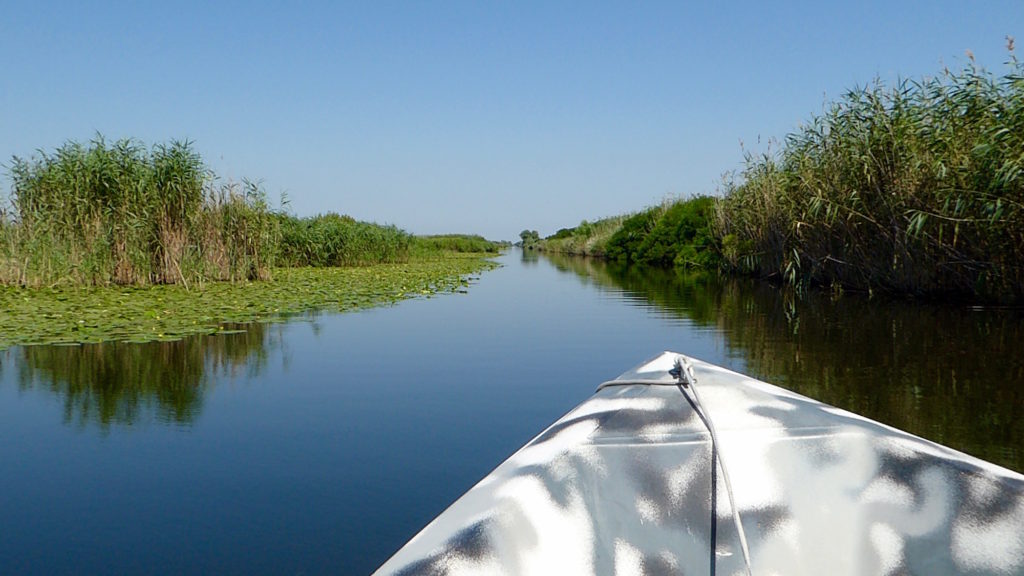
(1, 249, 1021, 574)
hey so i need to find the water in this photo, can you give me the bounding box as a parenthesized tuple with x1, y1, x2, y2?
(1, 249, 1021, 574)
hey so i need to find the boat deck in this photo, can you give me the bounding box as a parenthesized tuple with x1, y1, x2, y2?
(375, 352, 1024, 576)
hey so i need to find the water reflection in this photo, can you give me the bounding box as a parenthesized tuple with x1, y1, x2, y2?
(4, 323, 279, 428)
(519, 247, 541, 265)
(543, 252, 1024, 472)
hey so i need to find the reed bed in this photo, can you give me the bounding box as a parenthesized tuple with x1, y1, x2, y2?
(2, 137, 278, 287)
(1, 137, 497, 292)
(412, 234, 502, 255)
(715, 55, 1024, 300)
(275, 212, 413, 267)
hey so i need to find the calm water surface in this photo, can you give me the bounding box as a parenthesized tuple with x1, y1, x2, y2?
(1, 249, 1021, 574)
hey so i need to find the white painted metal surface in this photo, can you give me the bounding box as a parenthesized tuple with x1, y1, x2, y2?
(374, 352, 1024, 575)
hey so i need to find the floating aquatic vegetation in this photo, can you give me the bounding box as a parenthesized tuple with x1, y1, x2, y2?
(0, 254, 497, 349)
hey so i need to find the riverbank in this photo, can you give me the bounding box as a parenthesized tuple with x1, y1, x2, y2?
(715, 57, 1024, 301)
(2, 137, 507, 288)
(532, 196, 719, 268)
(0, 252, 498, 349)
(531, 57, 1024, 302)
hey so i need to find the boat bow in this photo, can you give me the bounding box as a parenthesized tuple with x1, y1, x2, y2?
(374, 351, 1024, 576)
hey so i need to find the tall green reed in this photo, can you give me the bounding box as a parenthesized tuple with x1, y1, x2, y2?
(412, 234, 501, 255)
(2, 136, 279, 287)
(716, 53, 1024, 300)
(275, 212, 412, 267)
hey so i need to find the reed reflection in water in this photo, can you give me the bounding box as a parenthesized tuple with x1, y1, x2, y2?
(3, 323, 279, 428)
(543, 251, 1024, 472)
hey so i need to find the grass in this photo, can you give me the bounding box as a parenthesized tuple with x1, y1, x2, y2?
(276, 212, 413, 267)
(715, 55, 1024, 300)
(535, 215, 628, 256)
(0, 137, 506, 347)
(0, 253, 497, 349)
(3, 137, 278, 286)
(2, 136, 503, 291)
(412, 234, 503, 255)
(535, 53, 1024, 302)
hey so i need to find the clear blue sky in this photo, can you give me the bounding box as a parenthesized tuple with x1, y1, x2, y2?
(2, 1, 1021, 239)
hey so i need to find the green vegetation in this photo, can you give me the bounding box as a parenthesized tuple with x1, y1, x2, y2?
(2, 137, 499, 288)
(3, 137, 278, 287)
(606, 196, 718, 268)
(518, 229, 541, 250)
(536, 56, 1024, 301)
(413, 234, 503, 255)
(536, 216, 626, 256)
(717, 57, 1024, 300)
(0, 254, 496, 349)
(0, 137, 505, 347)
(537, 197, 716, 267)
(276, 212, 412, 267)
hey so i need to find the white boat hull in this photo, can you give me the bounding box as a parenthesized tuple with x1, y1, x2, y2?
(374, 352, 1024, 575)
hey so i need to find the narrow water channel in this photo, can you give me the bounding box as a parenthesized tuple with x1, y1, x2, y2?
(1, 249, 1021, 574)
